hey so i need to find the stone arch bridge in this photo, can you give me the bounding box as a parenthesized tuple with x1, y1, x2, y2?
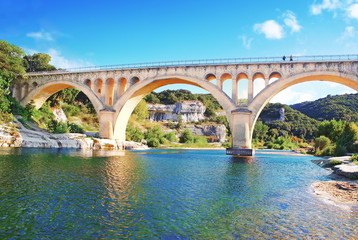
(12, 55, 358, 155)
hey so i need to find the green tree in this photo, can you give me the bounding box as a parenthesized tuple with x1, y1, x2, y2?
(314, 136, 331, 151)
(253, 121, 269, 141)
(144, 93, 160, 104)
(49, 88, 81, 105)
(316, 120, 345, 143)
(335, 122, 358, 155)
(23, 53, 56, 72)
(179, 129, 194, 143)
(164, 131, 178, 142)
(132, 99, 149, 120)
(145, 126, 166, 146)
(0, 40, 26, 113)
(126, 124, 144, 142)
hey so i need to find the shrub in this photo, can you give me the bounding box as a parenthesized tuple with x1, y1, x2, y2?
(147, 138, 160, 147)
(164, 131, 177, 142)
(193, 135, 208, 144)
(314, 136, 331, 151)
(179, 129, 194, 143)
(145, 126, 166, 144)
(321, 146, 335, 156)
(221, 142, 231, 148)
(334, 144, 347, 156)
(62, 104, 81, 117)
(126, 124, 144, 142)
(47, 120, 68, 133)
(67, 122, 84, 133)
(328, 159, 342, 167)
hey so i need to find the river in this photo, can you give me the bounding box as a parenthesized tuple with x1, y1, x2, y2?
(0, 148, 357, 239)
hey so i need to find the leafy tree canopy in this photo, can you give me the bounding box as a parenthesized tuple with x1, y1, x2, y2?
(23, 53, 56, 72)
(0, 40, 26, 89)
(291, 93, 358, 122)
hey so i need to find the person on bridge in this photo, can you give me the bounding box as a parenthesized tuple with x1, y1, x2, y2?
(290, 55, 293, 61)
(282, 56, 286, 61)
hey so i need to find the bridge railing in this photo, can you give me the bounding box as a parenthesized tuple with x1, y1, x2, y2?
(27, 54, 358, 75)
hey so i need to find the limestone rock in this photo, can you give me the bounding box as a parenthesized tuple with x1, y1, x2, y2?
(52, 108, 67, 123)
(185, 124, 227, 142)
(332, 164, 358, 179)
(148, 101, 206, 123)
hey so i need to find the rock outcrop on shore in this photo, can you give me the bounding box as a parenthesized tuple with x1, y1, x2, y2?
(0, 120, 148, 150)
(312, 181, 358, 210)
(311, 156, 358, 210)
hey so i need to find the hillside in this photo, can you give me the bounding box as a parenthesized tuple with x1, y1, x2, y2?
(258, 103, 319, 140)
(290, 93, 358, 122)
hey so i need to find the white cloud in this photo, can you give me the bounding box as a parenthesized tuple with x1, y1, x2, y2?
(270, 88, 314, 104)
(254, 20, 284, 39)
(347, 3, 358, 18)
(47, 48, 92, 69)
(338, 26, 356, 40)
(339, 89, 357, 94)
(311, 0, 358, 19)
(239, 35, 253, 49)
(311, 0, 342, 15)
(22, 48, 92, 69)
(283, 11, 302, 33)
(26, 30, 54, 41)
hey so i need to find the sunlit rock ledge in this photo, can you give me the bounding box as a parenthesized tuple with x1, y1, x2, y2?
(0, 121, 148, 150)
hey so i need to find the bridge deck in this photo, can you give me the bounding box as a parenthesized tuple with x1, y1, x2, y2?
(27, 54, 358, 75)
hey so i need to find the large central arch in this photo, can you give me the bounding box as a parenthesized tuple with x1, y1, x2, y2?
(21, 80, 104, 113)
(112, 75, 236, 141)
(248, 71, 358, 141)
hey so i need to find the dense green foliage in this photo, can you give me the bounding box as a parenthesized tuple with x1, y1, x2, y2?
(0, 40, 26, 114)
(179, 129, 208, 144)
(314, 120, 358, 156)
(132, 100, 149, 120)
(258, 103, 319, 140)
(23, 53, 56, 72)
(291, 93, 358, 121)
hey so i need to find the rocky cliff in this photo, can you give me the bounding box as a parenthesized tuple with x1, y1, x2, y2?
(148, 101, 206, 123)
(185, 124, 227, 142)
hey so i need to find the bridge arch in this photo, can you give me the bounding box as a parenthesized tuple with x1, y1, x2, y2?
(249, 71, 358, 141)
(21, 80, 104, 113)
(112, 75, 236, 141)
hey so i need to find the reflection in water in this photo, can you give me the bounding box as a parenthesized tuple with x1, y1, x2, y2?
(230, 156, 255, 164)
(0, 148, 357, 239)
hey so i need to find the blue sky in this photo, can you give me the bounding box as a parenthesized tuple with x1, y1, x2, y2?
(1, 0, 357, 104)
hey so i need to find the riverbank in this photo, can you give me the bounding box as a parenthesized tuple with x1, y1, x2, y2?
(311, 156, 358, 211)
(0, 120, 149, 150)
(311, 181, 358, 210)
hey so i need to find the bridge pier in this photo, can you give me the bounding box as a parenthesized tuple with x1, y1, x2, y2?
(227, 108, 255, 156)
(99, 109, 115, 139)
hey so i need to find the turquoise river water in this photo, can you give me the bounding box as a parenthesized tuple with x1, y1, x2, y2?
(0, 148, 357, 239)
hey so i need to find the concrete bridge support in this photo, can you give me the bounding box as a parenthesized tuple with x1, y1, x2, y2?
(99, 110, 115, 139)
(227, 109, 255, 156)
